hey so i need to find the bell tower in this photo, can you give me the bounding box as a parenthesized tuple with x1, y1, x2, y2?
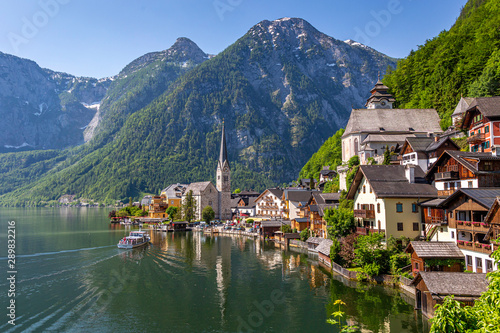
(217, 121, 231, 219)
(365, 73, 395, 109)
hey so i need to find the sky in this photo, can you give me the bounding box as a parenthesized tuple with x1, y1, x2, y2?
(0, 0, 468, 78)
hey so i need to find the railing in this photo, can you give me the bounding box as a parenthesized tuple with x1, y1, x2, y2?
(457, 241, 493, 254)
(456, 220, 490, 232)
(400, 276, 413, 286)
(356, 227, 385, 235)
(354, 209, 375, 219)
(467, 132, 485, 143)
(331, 261, 359, 280)
(435, 171, 459, 181)
(438, 190, 455, 197)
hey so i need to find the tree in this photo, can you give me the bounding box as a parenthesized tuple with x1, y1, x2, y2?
(166, 206, 178, 222)
(182, 190, 197, 223)
(202, 205, 215, 225)
(129, 197, 133, 207)
(324, 208, 355, 239)
(280, 224, 292, 233)
(354, 232, 390, 276)
(300, 228, 310, 242)
(233, 188, 241, 194)
(383, 145, 391, 165)
(108, 210, 116, 219)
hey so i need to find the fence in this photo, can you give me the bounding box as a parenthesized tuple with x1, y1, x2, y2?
(289, 239, 308, 249)
(331, 261, 359, 280)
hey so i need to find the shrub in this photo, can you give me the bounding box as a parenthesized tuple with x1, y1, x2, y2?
(300, 228, 310, 242)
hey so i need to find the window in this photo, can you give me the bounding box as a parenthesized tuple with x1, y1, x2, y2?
(450, 211, 453, 219)
(466, 255, 472, 266)
(444, 182, 449, 190)
(396, 203, 403, 213)
(209, 201, 212, 206)
(397, 222, 403, 231)
(486, 126, 490, 133)
(485, 161, 493, 171)
(428, 207, 432, 217)
(377, 203, 380, 213)
(456, 182, 461, 189)
(415, 262, 419, 270)
(412, 203, 418, 213)
(476, 257, 483, 269)
(468, 181, 473, 188)
(369, 186, 372, 193)
(486, 141, 490, 149)
(413, 223, 419, 231)
(486, 259, 493, 272)
(470, 131, 474, 136)
(357, 203, 360, 209)
(478, 129, 481, 134)
(451, 231, 455, 239)
(171, 200, 174, 205)
(363, 185, 366, 193)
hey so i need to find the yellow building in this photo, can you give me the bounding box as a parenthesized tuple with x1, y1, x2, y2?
(347, 165, 437, 240)
(161, 183, 188, 209)
(148, 195, 168, 219)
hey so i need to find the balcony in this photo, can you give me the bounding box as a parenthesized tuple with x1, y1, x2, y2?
(356, 227, 385, 235)
(467, 132, 485, 144)
(438, 189, 455, 197)
(354, 209, 375, 219)
(435, 171, 459, 181)
(457, 240, 493, 254)
(456, 220, 490, 232)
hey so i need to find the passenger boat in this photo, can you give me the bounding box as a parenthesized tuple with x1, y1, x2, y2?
(117, 230, 151, 249)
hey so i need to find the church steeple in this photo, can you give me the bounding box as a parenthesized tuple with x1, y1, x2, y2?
(216, 121, 230, 193)
(365, 75, 395, 109)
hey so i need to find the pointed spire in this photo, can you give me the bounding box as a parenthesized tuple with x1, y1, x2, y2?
(219, 121, 229, 169)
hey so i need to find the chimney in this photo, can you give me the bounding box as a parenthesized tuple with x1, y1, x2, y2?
(405, 164, 415, 183)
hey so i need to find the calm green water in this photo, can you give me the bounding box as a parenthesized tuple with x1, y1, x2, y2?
(0, 208, 429, 332)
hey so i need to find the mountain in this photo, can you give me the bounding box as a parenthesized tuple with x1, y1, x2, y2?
(0, 18, 396, 205)
(0, 52, 112, 151)
(383, 0, 500, 128)
(84, 37, 210, 145)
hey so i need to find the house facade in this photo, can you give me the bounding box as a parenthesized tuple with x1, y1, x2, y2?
(440, 188, 500, 273)
(161, 183, 188, 208)
(405, 241, 464, 278)
(255, 188, 285, 218)
(400, 136, 459, 173)
(460, 96, 500, 153)
(347, 165, 437, 241)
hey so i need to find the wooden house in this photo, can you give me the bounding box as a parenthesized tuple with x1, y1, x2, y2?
(419, 198, 451, 241)
(425, 150, 500, 197)
(399, 136, 459, 173)
(440, 188, 500, 272)
(405, 241, 464, 277)
(483, 196, 500, 259)
(411, 272, 488, 319)
(347, 164, 437, 240)
(306, 237, 324, 251)
(460, 96, 500, 153)
(316, 239, 333, 267)
(260, 221, 289, 238)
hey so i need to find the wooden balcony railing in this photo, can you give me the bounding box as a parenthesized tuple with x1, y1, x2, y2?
(354, 209, 375, 219)
(438, 189, 455, 197)
(435, 171, 459, 181)
(456, 220, 490, 232)
(467, 132, 485, 143)
(457, 241, 493, 254)
(356, 227, 385, 235)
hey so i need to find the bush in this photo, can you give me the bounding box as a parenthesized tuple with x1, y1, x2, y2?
(362, 262, 381, 277)
(281, 224, 292, 233)
(330, 239, 342, 265)
(325, 207, 355, 239)
(339, 233, 358, 267)
(390, 253, 411, 275)
(300, 228, 310, 242)
(246, 218, 254, 224)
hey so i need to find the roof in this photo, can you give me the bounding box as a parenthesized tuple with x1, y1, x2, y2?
(218, 122, 230, 169)
(161, 183, 188, 198)
(411, 272, 488, 298)
(260, 220, 290, 228)
(306, 237, 324, 244)
(440, 188, 500, 210)
(402, 137, 435, 153)
(293, 218, 309, 223)
(452, 97, 475, 117)
(362, 134, 414, 144)
(406, 241, 464, 259)
(268, 188, 284, 198)
(343, 108, 442, 138)
(419, 198, 446, 208)
(184, 182, 214, 195)
(284, 189, 313, 203)
(316, 239, 334, 256)
(320, 166, 337, 176)
(426, 150, 500, 179)
(347, 165, 437, 200)
(426, 136, 460, 152)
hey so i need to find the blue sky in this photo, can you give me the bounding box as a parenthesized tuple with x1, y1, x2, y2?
(0, 0, 468, 78)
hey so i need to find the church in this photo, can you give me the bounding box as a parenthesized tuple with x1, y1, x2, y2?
(182, 122, 232, 220)
(338, 79, 442, 190)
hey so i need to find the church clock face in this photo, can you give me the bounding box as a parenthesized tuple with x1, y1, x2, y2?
(223, 166, 229, 172)
(380, 101, 386, 106)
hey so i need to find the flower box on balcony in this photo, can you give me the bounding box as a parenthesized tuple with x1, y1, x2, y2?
(472, 222, 481, 226)
(465, 222, 472, 226)
(474, 243, 482, 248)
(465, 241, 473, 247)
(480, 222, 488, 227)
(482, 244, 491, 250)
(457, 240, 464, 245)
(457, 221, 464, 225)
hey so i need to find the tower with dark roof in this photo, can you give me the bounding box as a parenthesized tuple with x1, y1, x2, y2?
(365, 77, 396, 109)
(216, 122, 231, 219)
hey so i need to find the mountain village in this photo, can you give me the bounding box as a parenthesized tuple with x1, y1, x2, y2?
(128, 79, 500, 320)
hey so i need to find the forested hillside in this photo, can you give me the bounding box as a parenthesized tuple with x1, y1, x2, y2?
(383, 0, 500, 129)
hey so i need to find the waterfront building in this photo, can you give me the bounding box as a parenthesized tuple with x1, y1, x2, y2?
(161, 183, 188, 208)
(439, 188, 500, 273)
(347, 164, 437, 240)
(255, 188, 285, 218)
(405, 241, 464, 278)
(412, 272, 488, 319)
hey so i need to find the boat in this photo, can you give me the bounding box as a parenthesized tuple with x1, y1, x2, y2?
(117, 230, 151, 249)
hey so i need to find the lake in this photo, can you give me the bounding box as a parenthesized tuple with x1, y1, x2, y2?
(0, 208, 430, 332)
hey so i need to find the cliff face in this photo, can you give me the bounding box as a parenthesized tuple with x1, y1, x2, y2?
(0, 52, 111, 151)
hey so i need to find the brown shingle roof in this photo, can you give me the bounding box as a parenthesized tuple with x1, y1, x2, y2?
(411, 272, 488, 298)
(406, 241, 464, 259)
(316, 239, 333, 256)
(343, 108, 441, 137)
